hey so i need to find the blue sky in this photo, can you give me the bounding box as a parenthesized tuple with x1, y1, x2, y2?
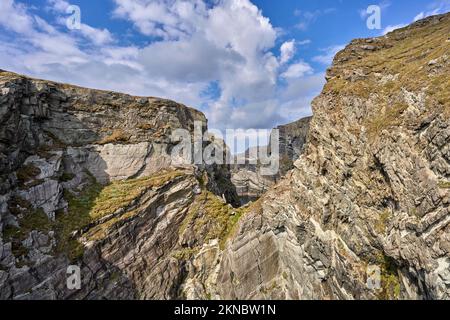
(1, 0, 449, 141)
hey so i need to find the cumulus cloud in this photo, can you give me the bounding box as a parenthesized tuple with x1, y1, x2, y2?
(278, 73, 325, 121)
(281, 62, 313, 79)
(112, 0, 208, 39)
(278, 39, 310, 65)
(111, 0, 299, 130)
(0, 0, 326, 134)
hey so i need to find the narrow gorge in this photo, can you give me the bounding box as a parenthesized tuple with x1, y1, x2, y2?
(0, 13, 449, 300)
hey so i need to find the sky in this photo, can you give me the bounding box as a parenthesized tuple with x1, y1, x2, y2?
(1, 0, 449, 149)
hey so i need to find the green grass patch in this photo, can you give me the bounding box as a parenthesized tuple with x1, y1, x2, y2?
(179, 190, 247, 251)
(438, 180, 450, 189)
(7, 196, 32, 216)
(172, 247, 200, 260)
(55, 181, 103, 261)
(89, 170, 184, 220)
(366, 102, 409, 139)
(2, 208, 53, 264)
(374, 209, 392, 234)
(59, 172, 76, 182)
(83, 209, 139, 242)
(57, 169, 185, 259)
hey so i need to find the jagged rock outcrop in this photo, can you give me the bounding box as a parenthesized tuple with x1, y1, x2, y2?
(214, 13, 450, 300)
(230, 117, 311, 205)
(275, 116, 311, 174)
(230, 146, 274, 205)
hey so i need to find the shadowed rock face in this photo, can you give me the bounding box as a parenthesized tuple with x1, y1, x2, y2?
(1, 13, 449, 300)
(230, 117, 311, 205)
(274, 116, 312, 174)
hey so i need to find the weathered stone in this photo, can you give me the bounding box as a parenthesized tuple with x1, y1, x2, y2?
(231, 117, 311, 204)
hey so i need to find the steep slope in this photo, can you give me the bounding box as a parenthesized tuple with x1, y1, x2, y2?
(0, 71, 239, 299)
(215, 13, 450, 300)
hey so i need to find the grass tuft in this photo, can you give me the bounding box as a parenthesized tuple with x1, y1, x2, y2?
(438, 180, 450, 189)
(98, 129, 131, 145)
(179, 190, 247, 251)
(58, 169, 185, 257)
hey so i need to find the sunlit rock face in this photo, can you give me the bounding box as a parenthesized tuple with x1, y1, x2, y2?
(1, 13, 449, 300)
(216, 13, 450, 300)
(0, 70, 238, 299)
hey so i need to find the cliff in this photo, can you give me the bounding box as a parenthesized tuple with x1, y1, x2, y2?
(230, 117, 311, 205)
(215, 13, 450, 299)
(0, 70, 238, 299)
(1, 12, 449, 300)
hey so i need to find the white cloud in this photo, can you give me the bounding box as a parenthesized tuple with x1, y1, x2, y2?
(0, 0, 327, 133)
(278, 73, 325, 121)
(312, 45, 345, 66)
(281, 62, 313, 79)
(297, 39, 312, 46)
(294, 8, 335, 31)
(0, 0, 34, 34)
(79, 24, 114, 46)
(111, 0, 291, 129)
(112, 0, 207, 39)
(47, 0, 70, 12)
(384, 1, 450, 36)
(47, 0, 114, 45)
(382, 24, 407, 35)
(413, 12, 425, 21)
(414, 0, 450, 21)
(279, 40, 296, 64)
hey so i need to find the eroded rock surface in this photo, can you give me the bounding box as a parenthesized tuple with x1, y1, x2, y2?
(0, 71, 238, 299)
(230, 117, 311, 205)
(215, 13, 450, 300)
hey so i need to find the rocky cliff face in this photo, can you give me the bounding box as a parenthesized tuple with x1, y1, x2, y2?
(0, 13, 449, 300)
(215, 13, 450, 300)
(230, 146, 274, 205)
(0, 70, 238, 299)
(230, 117, 311, 205)
(275, 116, 311, 174)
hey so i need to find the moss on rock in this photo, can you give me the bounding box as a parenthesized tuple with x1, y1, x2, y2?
(179, 190, 247, 251)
